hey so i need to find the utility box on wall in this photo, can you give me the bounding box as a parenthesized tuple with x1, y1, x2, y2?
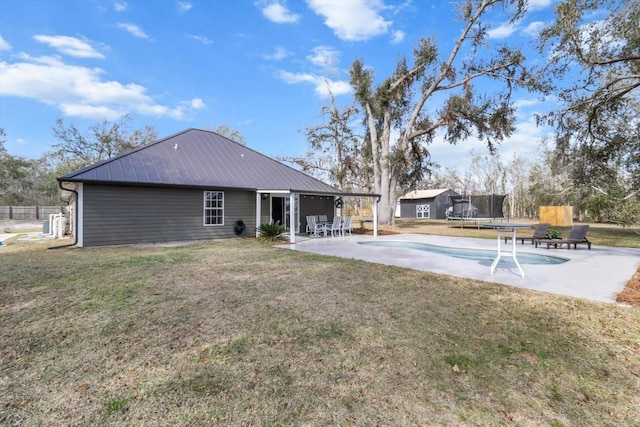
(539, 206, 573, 226)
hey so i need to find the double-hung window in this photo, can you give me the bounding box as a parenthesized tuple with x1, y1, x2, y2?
(204, 191, 224, 225)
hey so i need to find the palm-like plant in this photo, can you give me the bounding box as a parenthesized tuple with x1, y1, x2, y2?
(257, 221, 288, 242)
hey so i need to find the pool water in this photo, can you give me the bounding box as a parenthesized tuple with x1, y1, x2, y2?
(358, 241, 569, 265)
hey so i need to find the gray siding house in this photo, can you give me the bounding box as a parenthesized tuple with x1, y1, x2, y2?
(398, 189, 459, 219)
(58, 129, 378, 247)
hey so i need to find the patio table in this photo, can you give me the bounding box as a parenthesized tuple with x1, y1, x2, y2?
(317, 221, 331, 236)
(482, 223, 532, 278)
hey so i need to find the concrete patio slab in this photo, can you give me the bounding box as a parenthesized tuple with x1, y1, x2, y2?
(282, 233, 640, 304)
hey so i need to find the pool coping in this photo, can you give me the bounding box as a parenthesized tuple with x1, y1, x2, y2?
(281, 233, 640, 304)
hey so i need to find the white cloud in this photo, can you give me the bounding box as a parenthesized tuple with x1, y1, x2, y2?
(527, 0, 553, 12)
(114, 2, 128, 12)
(189, 35, 213, 45)
(260, 1, 300, 24)
(277, 70, 351, 96)
(513, 97, 543, 110)
(190, 98, 206, 109)
(487, 22, 518, 39)
(579, 19, 620, 50)
(262, 46, 291, 60)
(391, 30, 405, 44)
(0, 35, 11, 51)
(522, 21, 545, 37)
(117, 23, 150, 39)
(33, 35, 104, 59)
(0, 54, 200, 120)
(60, 103, 124, 120)
(306, 0, 392, 41)
(306, 45, 340, 71)
(427, 108, 554, 172)
(177, 1, 192, 12)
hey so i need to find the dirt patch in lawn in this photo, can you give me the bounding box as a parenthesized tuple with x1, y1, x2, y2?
(618, 266, 640, 306)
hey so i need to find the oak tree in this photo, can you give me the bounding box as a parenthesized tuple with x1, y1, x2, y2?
(539, 0, 639, 230)
(350, 0, 543, 224)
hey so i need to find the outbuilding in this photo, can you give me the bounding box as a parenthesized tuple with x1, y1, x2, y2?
(57, 128, 378, 247)
(397, 189, 460, 219)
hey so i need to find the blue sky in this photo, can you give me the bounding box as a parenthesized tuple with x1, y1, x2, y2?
(0, 0, 557, 172)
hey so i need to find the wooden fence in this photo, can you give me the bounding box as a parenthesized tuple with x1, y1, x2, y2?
(0, 206, 64, 220)
(539, 206, 573, 226)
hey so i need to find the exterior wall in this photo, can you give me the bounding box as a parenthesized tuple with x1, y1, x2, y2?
(400, 199, 435, 219)
(299, 194, 334, 232)
(81, 184, 256, 247)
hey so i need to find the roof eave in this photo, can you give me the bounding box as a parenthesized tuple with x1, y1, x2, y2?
(56, 179, 379, 198)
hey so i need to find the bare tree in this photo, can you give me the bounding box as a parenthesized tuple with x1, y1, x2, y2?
(214, 125, 246, 145)
(280, 88, 369, 193)
(51, 114, 157, 169)
(468, 154, 507, 195)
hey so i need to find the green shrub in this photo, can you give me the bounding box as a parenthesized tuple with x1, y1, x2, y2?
(547, 227, 561, 239)
(257, 221, 288, 242)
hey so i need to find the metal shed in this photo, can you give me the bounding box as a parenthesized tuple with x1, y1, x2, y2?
(398, 189, 460, 219)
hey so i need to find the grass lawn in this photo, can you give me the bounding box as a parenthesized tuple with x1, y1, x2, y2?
(1, 226, 639, 426)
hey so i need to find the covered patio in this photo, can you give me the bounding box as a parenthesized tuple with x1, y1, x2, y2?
(255, 190, 380, 243)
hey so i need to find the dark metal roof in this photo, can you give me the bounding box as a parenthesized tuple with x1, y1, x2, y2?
(58, 128, 349, 194)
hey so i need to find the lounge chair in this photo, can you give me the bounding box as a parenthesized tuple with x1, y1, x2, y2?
(504, 223, 551, 245)
(535, 224, 592, 250)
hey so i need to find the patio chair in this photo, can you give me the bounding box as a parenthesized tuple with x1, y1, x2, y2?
(305, 215, 318, 233)
(318, 214, 328, 223)
(307, 215, 326, 237)
(535, 224, 592, 250)
(504, 223, 551, 245)
(341, 216, 353, 236)
(329, 216, 342, 237)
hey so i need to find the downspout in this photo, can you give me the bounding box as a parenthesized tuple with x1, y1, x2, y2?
(48, 181, 78, 249)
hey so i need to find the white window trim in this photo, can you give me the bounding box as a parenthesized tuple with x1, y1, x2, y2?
(203, 191, 224, 226)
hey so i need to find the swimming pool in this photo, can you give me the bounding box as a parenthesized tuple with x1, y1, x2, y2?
(358, 241, 569, 265)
